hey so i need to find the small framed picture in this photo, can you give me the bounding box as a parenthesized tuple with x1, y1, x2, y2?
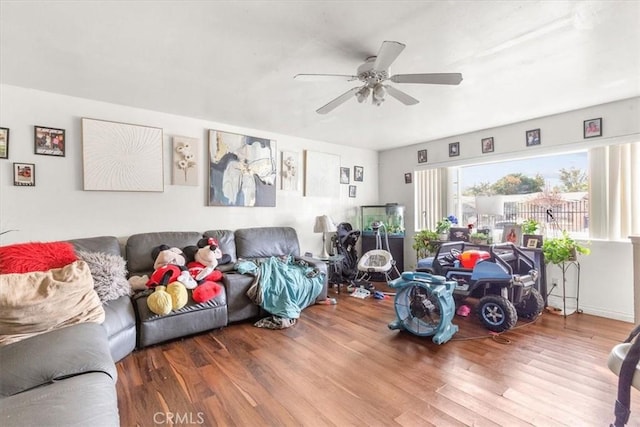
(523, 234, 543, 249)
(526, 129, 541, 146)
(448, 142, 460, 157)
(34, 126, 65, 157)
(13, 162, 35, 186)
(340, 167, 350, 184)
(348, 185, 356, 198)
(0, 127, 9, 159)
(449, 227, 470, 242)
(502, 224, 522, 245)
(584, 118, 602, 138)
(481, 137, 494, 153)
(354, 165, 364, 182)
(404, 172, 412, 184)
(417, 149, 428, 163)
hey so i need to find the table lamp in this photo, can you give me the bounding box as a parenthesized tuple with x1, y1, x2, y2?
(314, 215, 336, 259)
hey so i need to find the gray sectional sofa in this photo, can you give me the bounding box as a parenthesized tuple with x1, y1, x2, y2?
(0, 226, 327, 427)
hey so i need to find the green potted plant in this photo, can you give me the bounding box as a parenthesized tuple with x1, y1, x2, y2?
(435, 215, 457, 240)
(541, 231, 590, 264)
(521, 218, 540, 235)
(413, 229, 440, 259)
(469, 231, 490, 245)
(521, 218, 543, 248)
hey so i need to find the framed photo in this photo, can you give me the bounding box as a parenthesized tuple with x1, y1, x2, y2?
(0, 127, 9, 159)
(13, 162, 35, 186)
(523, 234, 543, 249)
(502, 224, 522, 245)
(449, 227, 470, 242)
(526, 129, 541, 146)
(354, 165, 364, 182)
(404, 172, 412, 184)
(340, 167, 350, 184)
(348, 185, 356, 198)
(417, 149, 428, 163)
(34, 126, 65, 157)
(584, 118, 602, 138)
(481, 137, 494, 153)
(448, 142, 460, 157)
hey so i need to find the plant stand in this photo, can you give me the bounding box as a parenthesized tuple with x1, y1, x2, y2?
(547, 260, 581, 317)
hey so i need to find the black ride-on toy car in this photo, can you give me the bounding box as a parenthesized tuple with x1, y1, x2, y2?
(417, 242, 543, 332)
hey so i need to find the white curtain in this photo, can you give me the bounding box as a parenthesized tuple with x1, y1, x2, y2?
(589, 142, 640, 240)
(415, 168, 448, 230)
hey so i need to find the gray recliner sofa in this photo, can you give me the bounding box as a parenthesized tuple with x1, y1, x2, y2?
(0, 226, 327, 427)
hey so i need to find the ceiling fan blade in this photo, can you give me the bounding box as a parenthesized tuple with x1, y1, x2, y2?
(384, 85, 419, 105)
(294, 74, 359, 82)
(390, 73, 463, 85)
(316, 87, 361, 114)
(373, 41, 406, 71)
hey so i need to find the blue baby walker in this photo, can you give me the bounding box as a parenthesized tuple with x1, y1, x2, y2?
(388, 271, 458, 344)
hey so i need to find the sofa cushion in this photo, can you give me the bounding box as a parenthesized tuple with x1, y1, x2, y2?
(126, 231, 201, 276)
(69, 235, 122, 257)
(234, 227, 300, 259)
(0, 322, 115, 397)
(77, 250, 131, 303)
(0, 372, 119, 427)
(0, 261, 105, 346)
(202, 229, 237, 262)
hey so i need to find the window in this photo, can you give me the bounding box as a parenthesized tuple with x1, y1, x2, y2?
(414, 141, 639, 241)
(457, 151, 589, 238)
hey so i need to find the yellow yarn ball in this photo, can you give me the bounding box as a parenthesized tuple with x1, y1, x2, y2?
(147, 286, 173, 315)
(166, 281, 188, 310)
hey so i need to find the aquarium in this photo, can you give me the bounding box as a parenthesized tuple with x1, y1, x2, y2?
(361, 204, 405, 236)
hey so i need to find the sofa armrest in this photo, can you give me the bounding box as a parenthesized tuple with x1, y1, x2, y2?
(0, 322, 116, 397)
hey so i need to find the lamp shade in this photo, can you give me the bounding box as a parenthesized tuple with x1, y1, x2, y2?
(314, 215, 336, 233)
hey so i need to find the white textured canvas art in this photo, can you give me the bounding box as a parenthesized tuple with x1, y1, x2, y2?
(304, 150, 339, 197)
(82, 118, 164, 192)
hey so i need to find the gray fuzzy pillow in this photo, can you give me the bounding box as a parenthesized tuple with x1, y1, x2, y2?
(77, 250, 131, 303)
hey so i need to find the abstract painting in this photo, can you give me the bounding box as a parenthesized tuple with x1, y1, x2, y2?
(208, 130, 276, 206)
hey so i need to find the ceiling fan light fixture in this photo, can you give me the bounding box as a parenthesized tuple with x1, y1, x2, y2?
(355, 86, 370, 103)
(372, 84, 386, 105)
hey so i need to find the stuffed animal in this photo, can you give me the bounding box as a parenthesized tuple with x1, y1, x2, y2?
(183, 237, 226, 303)
(147, 282, 188, 315)
(146, 245, 197, 289)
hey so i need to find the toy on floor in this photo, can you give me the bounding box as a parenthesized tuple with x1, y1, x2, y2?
(388, 271, 458, 345)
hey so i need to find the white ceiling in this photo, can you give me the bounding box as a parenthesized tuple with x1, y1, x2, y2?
(1, 1, 639, 151)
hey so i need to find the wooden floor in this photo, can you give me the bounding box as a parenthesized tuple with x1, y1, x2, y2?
(116, 285, 640, 426)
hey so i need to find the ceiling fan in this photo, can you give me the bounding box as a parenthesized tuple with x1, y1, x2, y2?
(294, 41, 463, 114)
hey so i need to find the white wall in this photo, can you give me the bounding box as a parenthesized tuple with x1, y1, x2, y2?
(379, 97, 640, 321)
(0, 84, 378, 256)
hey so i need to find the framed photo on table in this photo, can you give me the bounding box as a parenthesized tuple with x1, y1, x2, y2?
(523, 234, 543, 249)
(502, 224, 522, 245)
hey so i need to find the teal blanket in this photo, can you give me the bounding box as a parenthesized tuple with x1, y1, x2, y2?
(238, 256, 323, 319)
